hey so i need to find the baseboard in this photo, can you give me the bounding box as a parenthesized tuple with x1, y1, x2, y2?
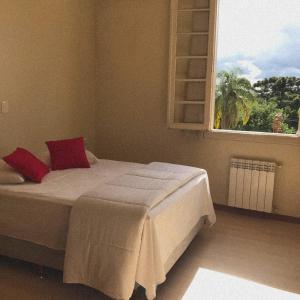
(214, 203, 300, 224)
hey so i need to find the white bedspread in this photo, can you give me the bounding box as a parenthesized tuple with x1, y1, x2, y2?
(0, 160, 143, 204)
(64, 163, 215, 300)
(0, 160, 143, 249)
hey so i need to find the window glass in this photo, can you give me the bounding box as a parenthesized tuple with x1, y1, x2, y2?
(215, 0, 300, 134)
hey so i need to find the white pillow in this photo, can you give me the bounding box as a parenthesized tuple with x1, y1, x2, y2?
(0, 159, 25, 184)
(85, 150, 98, 165)
(38, 149, 98, 167)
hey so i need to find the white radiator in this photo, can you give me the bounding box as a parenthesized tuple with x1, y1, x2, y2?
(228, 158, 276, 213)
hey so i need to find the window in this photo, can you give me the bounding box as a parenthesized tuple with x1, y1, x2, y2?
(215, 0, 300, 134)
(168, 0, 300, 136)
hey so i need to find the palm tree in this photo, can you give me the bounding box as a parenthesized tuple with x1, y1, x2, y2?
(214, 70, 255, 129)
(297, 107, 300, 135)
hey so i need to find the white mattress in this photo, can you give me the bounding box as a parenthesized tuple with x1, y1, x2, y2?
(0, 159, 214, 259)
(0, 159, 143, 205)
(0, 160, 143, 249)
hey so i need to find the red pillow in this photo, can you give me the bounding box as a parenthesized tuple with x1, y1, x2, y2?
(3, 148, 49, 183)
(46, 137, 90, 170)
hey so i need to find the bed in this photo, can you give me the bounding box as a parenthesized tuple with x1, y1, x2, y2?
(0, 159, 215, 300)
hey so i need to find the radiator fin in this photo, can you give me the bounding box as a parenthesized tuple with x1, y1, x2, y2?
(228, 158, 276, 213)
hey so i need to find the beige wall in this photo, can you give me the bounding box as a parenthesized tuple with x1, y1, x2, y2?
(95, 0, 300, 217)
(0, 0, 96, 155)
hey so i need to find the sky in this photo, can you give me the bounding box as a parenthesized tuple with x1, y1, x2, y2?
(216, 0, 300, 83)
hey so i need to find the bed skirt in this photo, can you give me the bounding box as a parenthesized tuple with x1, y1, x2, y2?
(0, 216, 205, 273)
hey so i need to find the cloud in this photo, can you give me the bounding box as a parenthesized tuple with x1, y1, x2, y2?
(216, 0, 300, 83)
(237, 60, 262, 83)
(217, 26, 300, 82)
(217, 0, 300, 59)
(255, 27, 300, 78)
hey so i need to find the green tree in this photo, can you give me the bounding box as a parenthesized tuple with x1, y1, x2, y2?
(214, 70, 255, 129)
(254, 77, 300, 130)
(239, 100, 295, 133)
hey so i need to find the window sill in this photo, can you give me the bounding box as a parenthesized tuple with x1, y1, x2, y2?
(205, 129, 300, 146)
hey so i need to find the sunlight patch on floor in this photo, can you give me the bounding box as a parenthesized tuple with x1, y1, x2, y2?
(183, 269, 300, 300)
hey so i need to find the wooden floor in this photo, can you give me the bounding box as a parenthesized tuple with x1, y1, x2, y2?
(1, 209, 300, 300)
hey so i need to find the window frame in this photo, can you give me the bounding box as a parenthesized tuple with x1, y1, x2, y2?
(167, 0, 300, 142)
